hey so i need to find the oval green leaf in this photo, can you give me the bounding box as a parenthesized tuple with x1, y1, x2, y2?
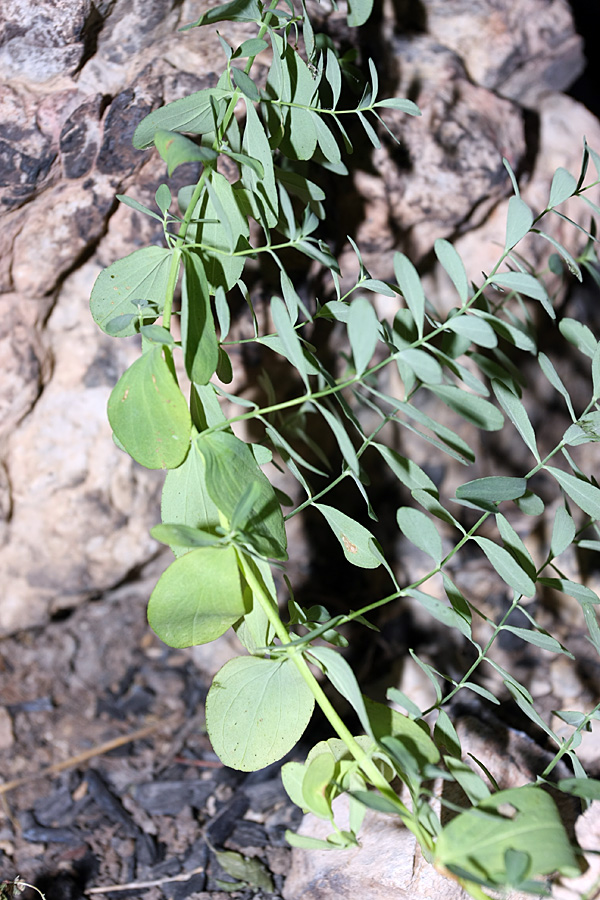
(206, 656, 315, 770)
(148, 545, 245, 647)
(107, 346, 191, 469)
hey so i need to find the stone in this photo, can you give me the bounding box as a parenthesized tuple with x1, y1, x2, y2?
(367, 36, 526, 262)
(0, 707, 14, 750)
(422, 0, 584, 108)
(0, 0, 92, 82)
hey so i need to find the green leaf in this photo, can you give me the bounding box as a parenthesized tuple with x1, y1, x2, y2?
(538, 353, 575, 419)
(233, 37, 269, 58)
(545, 466, 600, 520)
(91, 247, 174, 337)
(271, 296, 310, 389)
(147, 545, 245, 647)
(151, 523, 221, 548)
(406, 589, 471, 639)
(161, 439, 221, 557)
(241, 98, 278, 227)
(348, 296, 380, 374)
(205, 656, 315, 770)
(154, 130, 218, 176)
(500, 626, 571, 656)
(496, 513, 536, 578)
(309, 646, 371, 737)
(386, 687, 422, 718)
(314, 503, 382, 568)
(491, 272, 554, 318)
(456, 477, 527, 511)
(558, 778, 600, 801)
(191, 171, 250, 293)
(428, 385, 504, 431)
(473, 537, 536, 597)
(133, 88, 232, 148)
(310, 111, 342, 165)
(301, 752, 335, 819)
(434, 239, 469, 304)
(548, 167, 577, 209)
(398, 348, 443, 384)
(314, 403, 360, 478)
(117, 193, 164, 222)
(538, 577, 600, 606)
(214, 850, 273, 893)
(372, 444, 437, 492)
(396, 507, 443, 563)
(434, 786, 579, 882)
(394, 253, 425, 338)
(182, 0, 261, 27)
(197, 431, 288, 560)
(492, 381, 540, 461)
(107, 346, 191, 469)
(550, 506, 576, 558)
(444, 314, 497, 349)
(155, 184, 172, 214)
(534, 230, 581, 280)
(347, 0, 374, 26)
(434, 709, 461, 757)
(505, 196, 533, 250)
(559, 317, 598, 358)
(231, 66, 261, 101)
(373, 98, 421, 116)
(139, 324, 174, 345)
(181, 252, 219, 385)
(444, 757, 491, 804)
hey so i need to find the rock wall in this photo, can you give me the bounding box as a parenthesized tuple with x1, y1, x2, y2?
(0, 0, 597, 635)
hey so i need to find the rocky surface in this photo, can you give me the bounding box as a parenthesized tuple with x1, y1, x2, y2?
(1, 1, 599, 897)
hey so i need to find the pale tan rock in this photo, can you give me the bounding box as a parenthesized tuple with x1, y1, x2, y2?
(369, 36, 526, 262)
(423, 0, 584, 108)
(0, 707, 14, 750)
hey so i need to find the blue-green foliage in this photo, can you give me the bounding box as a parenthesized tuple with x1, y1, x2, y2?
(90, 2, 600, 896)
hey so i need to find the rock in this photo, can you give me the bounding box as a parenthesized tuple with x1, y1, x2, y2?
(283, 794, 466, 900)
(0, 707, 14, 750)
(422, 0, 584, 108)
(367, 37, 526, 262)
(0, 0, 93, 82)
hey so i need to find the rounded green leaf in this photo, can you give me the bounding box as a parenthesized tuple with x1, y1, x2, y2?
(147, 545, 245, 647)
(206, 656, 315, 770)
(90, 247, 174, 337)
(434, 239, 469, 304)
(107, 346, 191, 469)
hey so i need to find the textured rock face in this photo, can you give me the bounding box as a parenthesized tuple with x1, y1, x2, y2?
(0, 0, 593, 636)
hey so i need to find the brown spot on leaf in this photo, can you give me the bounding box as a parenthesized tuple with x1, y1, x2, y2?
(342, 535, 358, 554)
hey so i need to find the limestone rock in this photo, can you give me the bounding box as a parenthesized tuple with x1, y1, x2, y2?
(423, 0, 585, 108)
(0, 0, 92, 82)
(355, 37, 526, 265)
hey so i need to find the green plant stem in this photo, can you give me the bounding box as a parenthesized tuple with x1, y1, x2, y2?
(240, 553, 436, 853)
